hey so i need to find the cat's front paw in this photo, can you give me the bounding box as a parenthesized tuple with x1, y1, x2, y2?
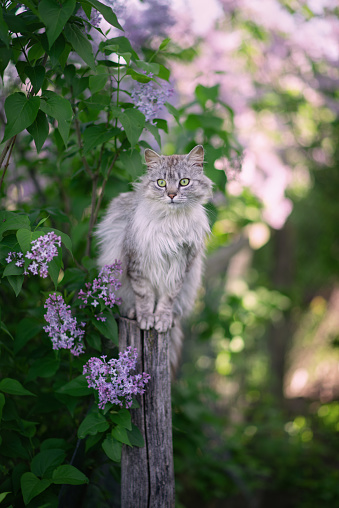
(154, 314, 173, 333)
(138, 314, 155, 330)
(126, 308, 136, 319)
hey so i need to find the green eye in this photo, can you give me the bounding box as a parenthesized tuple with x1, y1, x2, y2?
(179, 178, 190, 186)
(157, 179, 166, 187)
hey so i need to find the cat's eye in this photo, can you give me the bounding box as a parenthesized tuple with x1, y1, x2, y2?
(157, 179, 166, 187)
(179, 178, 190, 186)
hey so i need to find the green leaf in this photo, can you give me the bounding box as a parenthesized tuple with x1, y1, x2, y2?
(28, 42, 45, 64)
(52, 465, 89, 485)
(145, 122, 161, 148)
(16, 228, 32, 254)
(0, 9, 10, 48)
(125, 69, 152, 83)
(57, 118, 71, 146)
(56, 375, 92, 397)
(102, 434, 122, 462)
(3, 12, 27, 32)
(18, 419, 38, 438)
(21, 473, 51, 505)
(92, 313, 118, 344)
(49, 34, 66, 67)
(40, 90, 73, 122)
(2, 93, 40, 143)
(136, 60, 160, 76)
(0, 378, 36, 397)
(27, 357, 60, 382)
(119, 149, 144, 179)
(80, 1, 92, 20)
(0, 492, 11, 503)
(38, 0, 76, 48)
(1, 321, 14, 341)
(0, 211, 30, 240)
(157, 64, 170, 81)
(85, 432, 102, 453)
(31, 449, 66, 478)
(89, 74, 107, 94)
(83, 0, 123, 30)
(64, 23, 95, 70)
(48, 248, 62, 289)
(82, 125, 119, 154)
(7, 275, 24, 297)
(27, 110, 49, 153)
(99, 37, 138, 61)
(0, 46, 11, 77)
(159, 37, 171, 51)
(109, 408, 132, 430)
(127, 423, 145, 447)
(85, 331, 101, 351)
(25, 65, 45, 94)
(77, 413, 109, 439)
(119, 109, 145, 147)
(164, 102, 181, 124)
(111, 425, 131, 446)
(195, 84, 220, 108)
(14, 318, 43, 355)
(3, 263, 23, 277)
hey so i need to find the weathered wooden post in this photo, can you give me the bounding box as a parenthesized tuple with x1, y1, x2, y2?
(119, 317, 175, 508)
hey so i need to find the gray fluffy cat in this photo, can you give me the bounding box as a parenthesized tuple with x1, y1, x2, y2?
(96, 145, 212, 371)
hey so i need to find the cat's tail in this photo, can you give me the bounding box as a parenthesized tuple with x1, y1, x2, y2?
(170, 319, 184, 377)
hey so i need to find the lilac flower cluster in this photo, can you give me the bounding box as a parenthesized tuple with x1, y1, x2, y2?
(83, 347, 150, 409)
(130, 76, 174, 123)
(78, 262, 122, 321)
(44, 293, 85, 356)
(6, 232, 61, 278)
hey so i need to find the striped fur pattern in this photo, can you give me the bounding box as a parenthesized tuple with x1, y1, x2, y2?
(96, 145, 212, 372)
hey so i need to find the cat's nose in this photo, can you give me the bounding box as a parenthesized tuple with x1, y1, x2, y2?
(168, 192, 177, 199)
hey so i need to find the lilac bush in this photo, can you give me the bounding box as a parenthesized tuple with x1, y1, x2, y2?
(44, 293, 85, 356)
(6, 231, 61, 278)
(83, 347, 151, 409)
(78, 262, 122, 320)
(131, 77, 174, 123)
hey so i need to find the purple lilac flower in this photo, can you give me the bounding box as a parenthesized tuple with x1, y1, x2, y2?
(83, 347, 150, 409)
(44, 293, 85, 356)
(78, 262, 122, 321)
(130, 77, 174, 123)
(6, 232, 61, 278)
(6, 251, 24, 267)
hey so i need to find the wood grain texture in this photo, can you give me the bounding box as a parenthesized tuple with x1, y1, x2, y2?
(119, 318, 175, 508)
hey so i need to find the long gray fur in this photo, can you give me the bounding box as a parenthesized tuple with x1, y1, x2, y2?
(96, 145, 212, 372)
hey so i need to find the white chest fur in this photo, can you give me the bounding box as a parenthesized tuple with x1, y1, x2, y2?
(129, 200, 209, 292)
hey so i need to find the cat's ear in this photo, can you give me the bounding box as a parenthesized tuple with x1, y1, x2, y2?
(145, 149, 161, 168)
(187, 145, 204, 167)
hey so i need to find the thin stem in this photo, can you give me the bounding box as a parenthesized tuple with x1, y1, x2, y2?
(0, 136, 16, 191)
(16, 33, 30, 64)
(0, 138, 13, 168)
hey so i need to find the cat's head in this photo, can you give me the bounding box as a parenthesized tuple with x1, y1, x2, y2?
(141, 145, 212, 209)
